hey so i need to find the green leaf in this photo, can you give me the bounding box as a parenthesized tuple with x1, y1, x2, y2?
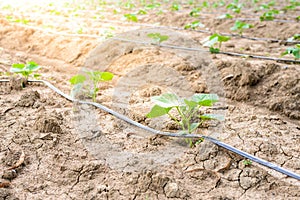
(184, 99, 198, 109)
(200, 114, 224, 121)
(11, 63, 25, 71)
(151, 93, 181, 108)
(26, 61, 40, 71)
(184, 20, 204, 30)
(218, 13, 233, 19)
(146, 105, 172, 118)
(203, 35, 218, 47)
(100, 72, 114, 81)
(192, 93, 219, 106)
(69, 74, 86, 85)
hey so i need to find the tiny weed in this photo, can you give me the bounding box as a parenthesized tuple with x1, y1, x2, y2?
(70, 71, 113, 102)
(202, 33, 231, 53)
(281, 44, 300, 60)
(146, 93, 223, 147)
(10, 61, 41, 80)
(230, 20, 253, 36)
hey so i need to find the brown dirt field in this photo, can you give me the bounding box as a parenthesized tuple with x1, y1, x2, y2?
(0, 1, 299, 199)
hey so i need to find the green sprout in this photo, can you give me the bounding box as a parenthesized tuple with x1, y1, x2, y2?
(144, 3, 161, 10)
(287, 34, 300, 42)
(202, 33, 231, 53)
(170, 2, 180, 11)
(260, 9, 279, 21)
(10, 61, 41, 80)
(147, 33, 169, 44)
(226, 2, 243, 14)
(70, 71, 113, 102)
(281, 44, 300, 60)
(230, 20, 253, 36)
(243, 159, 252, 166)
(146, 93, 223, 147)
(189, 7, 201, 17)
(217, 13, 233, 19)
(123, 13, 138, 22)
(282, 0, 300, 11)
(184, 20, 205, 30)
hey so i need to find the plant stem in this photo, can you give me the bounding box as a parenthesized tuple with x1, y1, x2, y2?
(167, 113, 180, 125)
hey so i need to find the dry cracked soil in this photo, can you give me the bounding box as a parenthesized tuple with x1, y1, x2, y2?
(0, 0, 299, 199)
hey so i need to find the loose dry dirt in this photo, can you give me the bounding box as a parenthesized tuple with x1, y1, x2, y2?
(0, 0, 299, 199)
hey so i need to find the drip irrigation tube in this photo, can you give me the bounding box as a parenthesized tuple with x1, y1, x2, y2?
(112, 37, 300, 64)
(96, 19, 300, 44)
(1, 78, 300, 181)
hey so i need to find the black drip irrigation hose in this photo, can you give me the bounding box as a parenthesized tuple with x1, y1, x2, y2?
(112, 37, 300, 64)
(1, 79, 300, 181)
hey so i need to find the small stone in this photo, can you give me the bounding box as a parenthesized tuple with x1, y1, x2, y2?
(2, 170, 17, 180)
(164, 182, 179, 198)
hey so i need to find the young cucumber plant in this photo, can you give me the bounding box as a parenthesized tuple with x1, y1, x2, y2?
(147, 33, 169, 44)
(230, 20, 253, 36)
(202, 33, 231, 53)
(260, 9, 279, 21)
(226, 1, 243, 14)
(10, 61, 41, 80)
(69, 70, 113, 102)
(184, 20, 205, 30)
(146, 93, 223, 147)
(281, 44, 300, 60)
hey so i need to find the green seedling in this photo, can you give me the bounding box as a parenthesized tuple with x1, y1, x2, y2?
(146, 93, 223, 147)
(10, 61, 41, 80)
(260, 9, 279, 21)
(243, 159, 252, 166)
(144, 3, 161, 10)
(287, 34, 300, 42)
(184, 20, 205, 30)
(124, 13, 138, 22)
(137, 9, 147, 15)
(170, 3, 180, 11)
(202, 1, 210, 9)
(218, 13, 233, 19)
(282, 0, 300, 11)
(226, 2, 243, 14)
(123, 1, 135, 9)
(6, 16, 30, 24)
(202, 33, 231, 53)
(69, 71, 113, 102)
(230, 20, 253, 35)
(147, 33, 169, 44)
(281, 44, 300, 60)
(189, 7, 201, 17)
